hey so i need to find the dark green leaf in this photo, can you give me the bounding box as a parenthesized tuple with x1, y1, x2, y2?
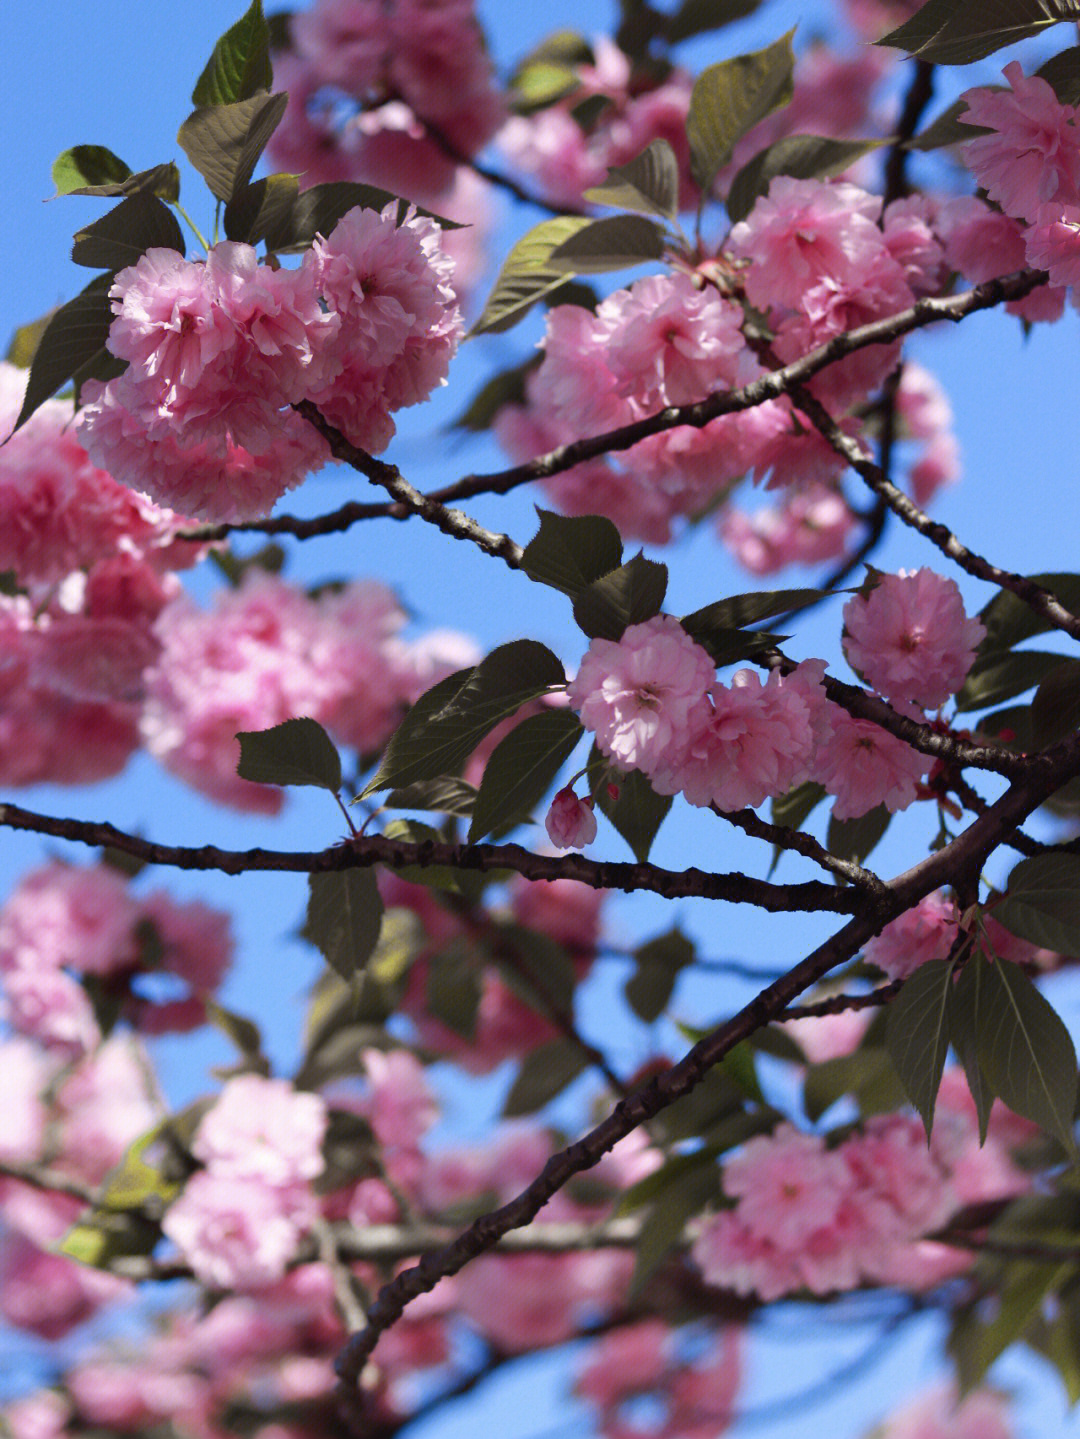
(591, 752, 673, 862)
(771, 780, 826, 831)
(363, 642, 565, 795)
(426, 941, 482, 1039)
(382, 818, 481, 895)
(521, 508, 624, 598)
(452, 356, 541, 432)
(361, 668, 473, 796)
(61, 1207, 161, 1269)
(548, 214, 668, 273)
(907, 97, 994, 152)
(827, 804, 890, 868)
(317, 1108, 378, 1193)
(681, 587, 822, 634)
(956, 649, 1069, 712)
(803, 1047, 909, 1122)
(260, 179, 458, 253)
(236, 716, 342, 792)
(494, 924, 578, 1015)
(53, 159, 181, 202)
(876, 0, 1080, 64)
(11, 273, 116, 433)
(1037, 47, 1080, 106)
(71, 193, 185, 269)
(687, 30, 795, 195)
(507, 31, 591, 112)
(224, 172, 300, 243)
(177, 91, 288, 203)
(51, 145, 132, 196)
(949, 954, 996, 1142)
(468, 708, 584, 842)
(573, 553, 668, 639)
(976, 573, 1080, 654)
(950, 1260, 1071, 1392)
(305, 869, 384, 982)
(385, 776, 478, 817)
(625, 928, 695, 1022)
(470, 216, 593, 335)
(886, 958, 954, 1136)
(503, 1038, 590, 1116)
(1032, 659, 1080, 749)
(583, 139, 681, 220)
(974, 704, 1034, 751)
(726, 134, 885, 224)
(992, 853, 1080, 957)
(1027, 1286, 1080, 1404)
(629, 1159, 719, 1294)
(664, 0, 763, 43)
(192, 0, 273, 106)
(975, 955, 1078, 1153)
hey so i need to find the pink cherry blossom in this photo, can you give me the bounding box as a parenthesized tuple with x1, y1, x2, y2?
(814, 706, 929, 819)
(163, 1172, 314, 1290)
(193, 1075, 328, 1186)
(361, 1048, 438, 1151)
(842, 568, 985, 709)
(1025, 202, 1080, 288)
(720, 486, 856, 574)
(864, 891, 959, 979)
(936, 195, 1067, 324)
(872, 1384, 1014, 1439)
(545, 787, 597, 849)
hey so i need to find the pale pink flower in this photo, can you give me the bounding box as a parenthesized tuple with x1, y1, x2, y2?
(720, 486, 856, 574)
(936, 194, 1067, 324)
(362, 1048, 438, 1151)
(1025, 202, 1080, 288)
(509, 875, 604, 953)
(723, 1124, 850, 1249)
(0, 1390, 71, 1439)
(843, 568, 985, 709)
(0, 1039, 57, 1163)
(575, 1319, 671, 1408)
(163, 1171, 313, 1290)
(780, 1007, 871, 1063)
(545, 788, 597, 850)
(3, 967, 101, 1058)
(864, 891, 959, 979)
(566, 615, 715, 775)
(960, 61, 1080, 224)
(0, 860, 139, 977)
(193, 1075, 328, 1187)
(0, 1236, 127, 1338)
(883, 194, 946, 295)
(814, 707, 928, 819)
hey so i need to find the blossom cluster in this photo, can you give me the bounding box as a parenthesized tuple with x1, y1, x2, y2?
(76, 203, 462, 522)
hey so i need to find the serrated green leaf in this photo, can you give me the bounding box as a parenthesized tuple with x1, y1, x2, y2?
(681, 587, 822, 635)
(548, 213, 668, 273)
(687, 30, 795, 196)
(236, 717, 342, 791)
(827, 804, 890, 868)
(974, 955, 1078, 1154)
(886, 958, 954, 1137)
(590, 751, 673, 862)
(663, 0, 763, 43)
(223, 172, 300, 244)
(877, 0, 1080, 64)
(177, 91, 288, 203)
(52, 145, 132, 196)
(949, 954, 996, 1143)
(10, 273, 116, 433)
(726, 134, 885, 224)
(71, 193, 185, 269)
(503, 1038, 590, 1116)
(426, 940, 482, 1039)
(192, 0, 273, 107)
(1037, 46, 1080, 106)
(992, 853, 1080, 957)
(976, 573, 1080, 655)
(1032, 659, 1080, 749)
(470, 216, 593, 335)
(956, 649, 1069, 712)
(468, 709, 584, 843)
(364, 643, 565, 796)
(305, 869, 384, 981)
(385, 776, 478, 817)
(521, 508, 624, 598)
(54, 160, 181, 202)
(573, 553, 668, 640)
(583, 139, 680, 220)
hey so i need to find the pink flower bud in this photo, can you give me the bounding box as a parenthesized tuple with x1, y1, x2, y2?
(545, 788, 598, 850)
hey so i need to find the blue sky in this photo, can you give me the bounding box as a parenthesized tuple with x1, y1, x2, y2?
(3, 2, 1080, 1436)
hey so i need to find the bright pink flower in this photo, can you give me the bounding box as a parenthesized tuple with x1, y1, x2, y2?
(864, 891, 959, 979)
(509, 875, 604, 953)
(960, 61, 1080, 224)
(1025, 202, 1080, 288)
(575, 1320, 671, 1409)
(723, 1124, 849, 1249)
(814, 707, 928, 819)
(842, 568, 985, 709)
(193, 1075, 328, 1187)
(0, 860, 139, 977)
(545, 788, 597, 850)
(3, 967, 101, 1058)
(0, 1235, 127, 1339)
(163, 1172, 313, 1290)
(936, 195, 1067, 324)
(0, 1039, 57, 1164)
(567, 616, 715, 775)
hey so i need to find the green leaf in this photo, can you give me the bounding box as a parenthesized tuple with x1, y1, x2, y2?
(950, 1259, 1072, 1392)
(548, 214, 668, 273)
(5, 313, 54, 369)
(385, 776, 478, 817)
(976, 573, 1080, 654)
(974, 954, 1079, 1153)
(10, 273, 116, 433)
(53, 159, 181, 202)
(51, 145, 132, 196)
(71, 193, 185, 269)
(205, 1000, 267, 1067)
(827, 804, 890, 868)
(992, 853, 1080, 957)
(948, 953, 996, 1143)
(626, 928, 695, 1022)
(223, 172, 300, 244)
(591, 753, 673, 862)
(629, 1159, 719, 1294)
(494, 924, 578, 1015)
(507, 31, 591, 112)
(1032, 659, 1080, 749)
(470, 216, 593, 335)
(503, 1038, 590, 1116)
(1027, 1286, 1080, 1404)
(876, 0, 1080, 64)
(304, 869, 385, 982)
(1037, 46, 1080, 106)
(663, 0, 763, 43)
(452, 356, 541, 432)
(686, 30, 796, 196)
(177, 91, 289, 203)
(907, 97, 994, 153)
(803, 1047, 909, 1123)
(236, 717, 342, 792)
(771, 780, 826, 830)
(468, 709, 584, 842)
(426, 941, 482, 1039)
(681, 587, 822, 635)
(583, 139, 680, 220)
(363, 643, 566, 796)
(573, 553, 668, 640)
(726, 134, 885, 224)
(60, 1207, 161, 1269)
(956, 649, 1069, 712)
(521, 509, 624, 598)
(259, 179, 458, 252)
(192, 0, 273, 107)
(885, 958, 954, 1137)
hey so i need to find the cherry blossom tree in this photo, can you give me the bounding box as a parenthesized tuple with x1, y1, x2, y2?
(3, 3, 1080, 1438)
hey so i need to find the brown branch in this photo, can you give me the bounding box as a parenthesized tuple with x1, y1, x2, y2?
(715, 804, 888, 893)
(780, 981, 902, 1020)
(0, 1158, 98, 1206)
(0, 801, 857, 912)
